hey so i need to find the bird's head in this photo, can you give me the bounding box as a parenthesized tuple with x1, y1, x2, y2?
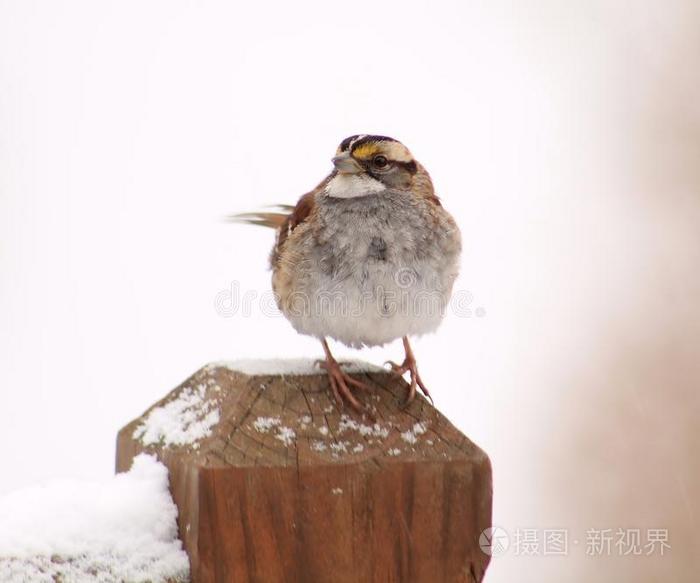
(325, 135, 421, 198)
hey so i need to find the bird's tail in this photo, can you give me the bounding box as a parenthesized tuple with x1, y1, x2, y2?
(224, 205, 294, 229)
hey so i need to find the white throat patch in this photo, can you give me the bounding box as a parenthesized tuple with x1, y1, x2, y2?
(324, 173, 386, 199)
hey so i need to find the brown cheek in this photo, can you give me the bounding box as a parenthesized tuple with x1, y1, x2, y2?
(401, 173, 413, 189)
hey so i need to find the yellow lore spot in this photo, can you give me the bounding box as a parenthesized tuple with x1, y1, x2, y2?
(351, 143, 381, 160)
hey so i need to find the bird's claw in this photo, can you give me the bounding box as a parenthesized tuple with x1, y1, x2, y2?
(384, 358, 433, 406)
(384, 360, 408, 375)
(319, 352, 375, 419)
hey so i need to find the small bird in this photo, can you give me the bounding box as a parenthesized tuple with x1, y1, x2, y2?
(231, 135, 461, 413)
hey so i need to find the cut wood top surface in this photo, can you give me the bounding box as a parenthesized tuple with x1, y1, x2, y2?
(121, 359, 487, 470)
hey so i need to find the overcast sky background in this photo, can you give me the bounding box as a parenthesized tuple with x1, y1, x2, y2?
(1, 1, 698, 581)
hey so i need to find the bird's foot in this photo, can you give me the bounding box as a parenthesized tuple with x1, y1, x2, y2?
(385, 356, 433, 406)
(317, 355, 373, 416)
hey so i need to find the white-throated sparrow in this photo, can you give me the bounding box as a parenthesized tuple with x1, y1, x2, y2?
(232, 135, 461, 413)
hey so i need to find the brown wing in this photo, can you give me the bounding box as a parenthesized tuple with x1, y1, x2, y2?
(228, 177, 324, 268)
(270, 189, 317, 267)
(276, 192, 314, 246)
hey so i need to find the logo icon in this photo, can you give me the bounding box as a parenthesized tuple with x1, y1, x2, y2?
(479, 526, 510, 557)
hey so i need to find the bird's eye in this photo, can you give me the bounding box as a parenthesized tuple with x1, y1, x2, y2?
(372, 155, 389, 169)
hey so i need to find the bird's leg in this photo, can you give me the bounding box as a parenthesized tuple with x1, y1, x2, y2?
(385, 336, 433, 405)
(318, 339, 372, 414)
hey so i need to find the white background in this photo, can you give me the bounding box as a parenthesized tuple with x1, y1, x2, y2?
(1, 1, 699, 581)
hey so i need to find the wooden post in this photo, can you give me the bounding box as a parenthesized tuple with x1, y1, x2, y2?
(116, 362, 492, 583)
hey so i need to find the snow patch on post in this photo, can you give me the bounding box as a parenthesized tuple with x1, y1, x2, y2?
(212, 357, 383, 376)
(133, 383, 220, 448)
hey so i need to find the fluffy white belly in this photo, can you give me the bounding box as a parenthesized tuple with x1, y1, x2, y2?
(284, 262, 451, 348)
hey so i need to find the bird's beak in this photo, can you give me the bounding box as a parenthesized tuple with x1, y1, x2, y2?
(332, 153, 363, 174)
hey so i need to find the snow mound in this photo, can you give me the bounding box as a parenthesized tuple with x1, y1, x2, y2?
(0, 454, 189, 583)
(212, 357, 383, 376)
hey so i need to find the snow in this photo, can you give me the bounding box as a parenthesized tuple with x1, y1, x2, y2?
(252, 416, 281, 433)
(133, 383, 220, 447)
(412, 422, 428, 436)
(252, 417, 296, 447)
(401, 421, 429, 444)
(364, 424, 390, 438)
(275, 427, 296, 446)
(330, 441, 349, 453)
(338, 414, 390, 439)
(213, 358, 383, 376)
(311, 441, 327, 452)
(0, 454, 189, 583)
